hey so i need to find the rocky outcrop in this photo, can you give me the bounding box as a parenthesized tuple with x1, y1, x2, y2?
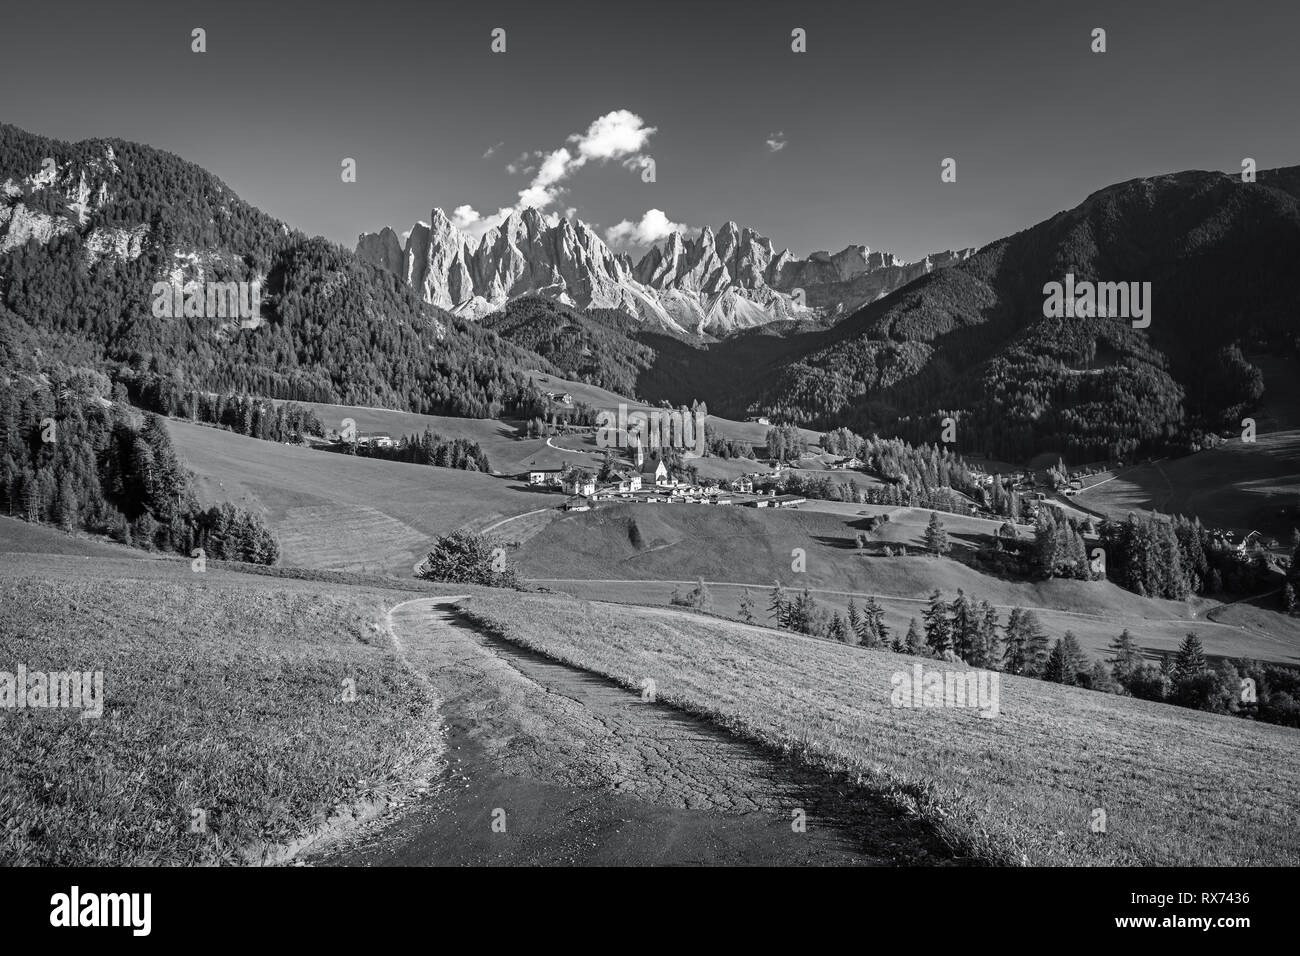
(0, 146, 148, 264)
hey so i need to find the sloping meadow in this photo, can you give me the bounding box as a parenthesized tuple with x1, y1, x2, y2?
(461, 592, 1300, 866)
(0, 573, 440, 865)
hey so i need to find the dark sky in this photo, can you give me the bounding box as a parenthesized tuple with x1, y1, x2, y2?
(3, 0, 1297, 261)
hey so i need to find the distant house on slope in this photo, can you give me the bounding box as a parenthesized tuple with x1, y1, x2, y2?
(355, 432, 395, 448)
(527, 468, 563, 486)
(564, 496, 591, 512)
(612, 473, 642, 493)
(563, 474, 596, 497)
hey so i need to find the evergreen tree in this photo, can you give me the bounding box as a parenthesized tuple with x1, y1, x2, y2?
(846, 598, 864, 645)
(922, 589, 951, 656)
(1174, 633, 1207, 681)
(768, 581, 788, 629)
(923, 511, 950, 555)
(864, 596, 889, 647)
(1044, 639, 1072, 684)
(1004, 608, 1050, 676)
(738, 589, 756, 625)
(1107, 629, 1144, 686)
(904, 618, 923, 655)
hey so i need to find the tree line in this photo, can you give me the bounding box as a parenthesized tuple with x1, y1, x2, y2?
(0, 379, 277, 563)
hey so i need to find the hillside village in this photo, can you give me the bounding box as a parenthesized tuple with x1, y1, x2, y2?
(525, 443, 808, 512)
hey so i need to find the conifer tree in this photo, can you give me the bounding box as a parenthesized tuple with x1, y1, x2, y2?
(768, 581, 788, 629)
(1174, 633, 1207, 681)
(738, 589, 756, 625)
(922, 589, 951, 656)
(1107, 629, 1144, 685)
(905, 617, 925, 654)
(923, 511, 950, 555)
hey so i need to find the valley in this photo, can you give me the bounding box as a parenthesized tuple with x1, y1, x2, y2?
(4, 117, 1299, 873)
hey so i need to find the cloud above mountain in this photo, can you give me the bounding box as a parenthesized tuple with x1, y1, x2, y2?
(605, 208, 693, 248)
(455, 109, 657, 239)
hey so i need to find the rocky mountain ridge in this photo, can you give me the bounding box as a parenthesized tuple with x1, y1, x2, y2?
(357, 207, 973, 334)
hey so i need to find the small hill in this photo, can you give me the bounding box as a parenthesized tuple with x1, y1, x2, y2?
(515, 503, 1300, 665)
(166, 419, 558, 574)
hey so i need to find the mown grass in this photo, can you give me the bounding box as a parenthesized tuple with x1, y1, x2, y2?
(461, 591, 1300, 866)
(167, 418, 551, 573)
(0, 576, 438, 865)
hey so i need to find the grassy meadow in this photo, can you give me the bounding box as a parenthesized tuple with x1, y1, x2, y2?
(167, 418, 558, 573)
(514, 502, 1300, 665)
(0, 569, 440, 865)
(460, 591, 1300, 866)
(1073, 429, 1300, 544)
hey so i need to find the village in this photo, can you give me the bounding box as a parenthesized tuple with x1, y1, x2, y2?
(523, 442, 807, 513)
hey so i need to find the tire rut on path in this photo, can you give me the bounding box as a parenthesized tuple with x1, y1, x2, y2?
(312, 598, 962, 866)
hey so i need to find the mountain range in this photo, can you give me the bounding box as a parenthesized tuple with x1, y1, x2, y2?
(2, 120, 1297, 467)
(356, 208, 973, 334)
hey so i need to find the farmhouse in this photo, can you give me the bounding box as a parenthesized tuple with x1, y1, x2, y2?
(564, 496, 591, 512)
(769, 493, 806, 508)
(527, 469, 563, 485)
(730, 476, 754, 494)
(613, 473, 642, 493)
(355, 432, 395, 448)
(563, 474, 596, 496)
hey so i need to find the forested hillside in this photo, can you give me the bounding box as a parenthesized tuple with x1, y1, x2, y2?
(754, 167, 1300, 461)
(0, 124, 557, 419)
(481, 297, 656, 397)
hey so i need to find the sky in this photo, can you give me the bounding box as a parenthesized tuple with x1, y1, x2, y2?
(2, 0, 1298, 262)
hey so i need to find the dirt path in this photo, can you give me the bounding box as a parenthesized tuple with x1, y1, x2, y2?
(310, 598, 959, 866)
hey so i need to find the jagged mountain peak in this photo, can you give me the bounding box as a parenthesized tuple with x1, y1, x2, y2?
(356, 205, 973, 334)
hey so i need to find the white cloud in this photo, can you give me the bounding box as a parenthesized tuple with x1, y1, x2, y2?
(482, 141, 505, 159)
(569, 109, 657, 162)
(605, 209, 693, 248)
(766, 131, 787, 152)
(453, 110, 659, 239)
(450, 205, 482, 230)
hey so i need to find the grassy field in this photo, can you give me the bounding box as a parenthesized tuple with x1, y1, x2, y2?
(0, 566, 441, 865)
(526, 370, 823, 447)
(1072, 430, 1300, 545)
(0, 515, 151, 560)
(167, 419, 560, 573)
(274, 399, 609, 476)
(515, 503, 1300, 665)
(461, 591, 1300, 866)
